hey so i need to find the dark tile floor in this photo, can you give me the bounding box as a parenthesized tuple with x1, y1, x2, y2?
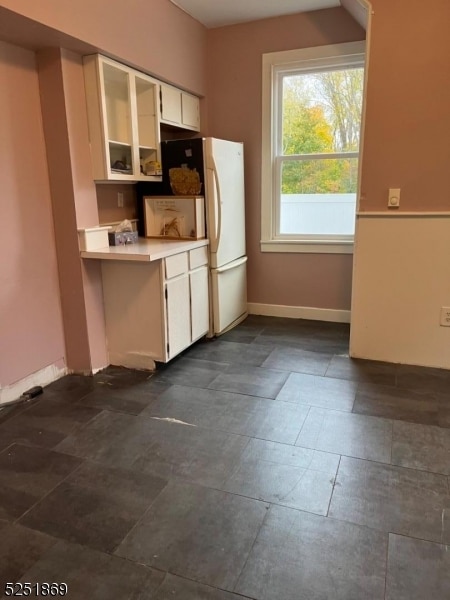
(1, 315, 450, 599)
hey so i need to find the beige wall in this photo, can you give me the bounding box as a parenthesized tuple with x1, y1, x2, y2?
(206, 8, 365, 311)
(0, 41, 66, 387)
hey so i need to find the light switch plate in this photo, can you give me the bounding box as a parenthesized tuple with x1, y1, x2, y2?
(440, 307, 450, 327)
(388, 188, 401, 208)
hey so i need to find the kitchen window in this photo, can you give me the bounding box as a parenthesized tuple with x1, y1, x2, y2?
(261, 41, 366, 253)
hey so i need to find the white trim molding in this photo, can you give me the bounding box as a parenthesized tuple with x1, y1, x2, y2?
(248, 303, 351, 323)
(0, 362, 68, 406)
(261, 41, 366, 254)
(260, 240, 354, 254)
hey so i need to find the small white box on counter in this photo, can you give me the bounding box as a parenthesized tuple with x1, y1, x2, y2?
(144, 196, 205, 240)
(77, 226, 111, 251)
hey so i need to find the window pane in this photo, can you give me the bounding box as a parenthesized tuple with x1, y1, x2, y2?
(280, 158, 358, 235)
(282, 68, 364, 155)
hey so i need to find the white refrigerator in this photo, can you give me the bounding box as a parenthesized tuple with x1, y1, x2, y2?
(161, 137, 248, 335)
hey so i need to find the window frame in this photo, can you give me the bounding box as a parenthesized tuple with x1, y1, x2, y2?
(261, 41, 366, 254)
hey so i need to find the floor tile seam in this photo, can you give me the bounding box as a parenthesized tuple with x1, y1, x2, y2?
(230, 502, 273, 595)
(12, 456, 87, 526)
(282, 400, 355, 414)
(326, 455, 342, 517)
(192, 477, 334, 519)
(101, 549, 171, 577)
(146, 389, 311, 410)
(156, 378, 284, 400)
(348, 385, 357, 413)
(382, 528, 390, 600)
(225, 457, 339, 477)
(75, 401, 146, 418)
(72, 387, 99, 404)
(262, 365, 331, 378)
(310, 450, 450, 480)
(12, 532, 166, 589)
(308, 406, 396, 426)
(0, 527, 63, 587)
(386, 530, 450, 548)
(162, 568, 260, 600)
(293, 405, 312, 446)
(294, 442, 394, 469)
(351, 409, 445, 430)
(110, 475, 178, 557)
(141, 410, 309, 439)
(152, 384, 294, 403)
(389, 456, 450, 480)
(389, 419, 394, 465)
(0, 441, 24, 457)
(0, 398, 42, 424)
(326, 512, 450, 547)
(356, 379, 443, 397)
(333, 470, 450, 495)
(137, 412, 299, 446)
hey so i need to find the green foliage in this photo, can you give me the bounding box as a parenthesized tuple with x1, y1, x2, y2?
(281, 68, 363, 194)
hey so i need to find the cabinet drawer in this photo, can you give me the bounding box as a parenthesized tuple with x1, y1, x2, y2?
(189, 246, 208, 270)
(165, 252, 188, 279)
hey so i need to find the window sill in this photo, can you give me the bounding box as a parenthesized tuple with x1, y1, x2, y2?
(260, 240, 354, 254)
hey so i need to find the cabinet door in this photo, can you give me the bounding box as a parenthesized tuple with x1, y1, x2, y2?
(166, 274, 191, 358)
(134, 73, 162, 180)
(190, 266, 209, 341)
(181, 92, 200, 131)
(160, 84, 182, 125)
(83, 54, 161, 182)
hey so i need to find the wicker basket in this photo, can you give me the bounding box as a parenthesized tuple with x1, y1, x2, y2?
(169, 167, 202, 196)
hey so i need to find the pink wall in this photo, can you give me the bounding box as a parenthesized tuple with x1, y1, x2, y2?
(206, 8, 365, 310)
(360, 0, 450, 212)
(0, 0, 207, 95)
(37, 48, 108, 373)
(0, 0, 207, 378)
(0, 41, 66, 387)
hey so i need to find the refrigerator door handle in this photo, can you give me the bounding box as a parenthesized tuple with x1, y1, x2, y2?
(215, 256, 248, 274)
(209, 156, 222, 254)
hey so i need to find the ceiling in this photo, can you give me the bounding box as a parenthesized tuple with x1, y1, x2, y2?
(170, 0, 342, 29)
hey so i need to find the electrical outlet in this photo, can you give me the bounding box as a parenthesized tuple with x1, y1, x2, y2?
(388, 188, 401, 208)
(440, 307, 450, 327)
(117, 192, 124, 208)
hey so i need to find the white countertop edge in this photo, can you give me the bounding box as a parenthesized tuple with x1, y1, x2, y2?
(81, 237, 209, 262)
(77, 226, 112, 233)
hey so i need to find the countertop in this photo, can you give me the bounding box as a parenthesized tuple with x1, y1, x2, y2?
(81, 237, 209, 262)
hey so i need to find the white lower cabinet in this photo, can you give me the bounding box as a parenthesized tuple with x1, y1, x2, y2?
(190, 267, 209, 340)
(165, 273, 191, 358)
(101, 246, 209, 369)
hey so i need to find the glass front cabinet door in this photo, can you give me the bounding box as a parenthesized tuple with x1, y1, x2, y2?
(83, 54, 162, 182)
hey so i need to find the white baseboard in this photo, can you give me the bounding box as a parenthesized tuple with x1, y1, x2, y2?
(0, 362, 68, 406)
(247, 303, 351, 323)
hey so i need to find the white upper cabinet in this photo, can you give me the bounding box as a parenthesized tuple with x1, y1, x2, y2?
(83, 55, 162, 182)
(160, 83, 200, 132)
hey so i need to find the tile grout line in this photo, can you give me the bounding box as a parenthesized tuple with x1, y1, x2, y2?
(13, 453, 86, 527)
(326, 454, 342, 518)
(231, 502, 273, 595)
(293, 405, 312, 446)
(383, 533, 391, 600)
